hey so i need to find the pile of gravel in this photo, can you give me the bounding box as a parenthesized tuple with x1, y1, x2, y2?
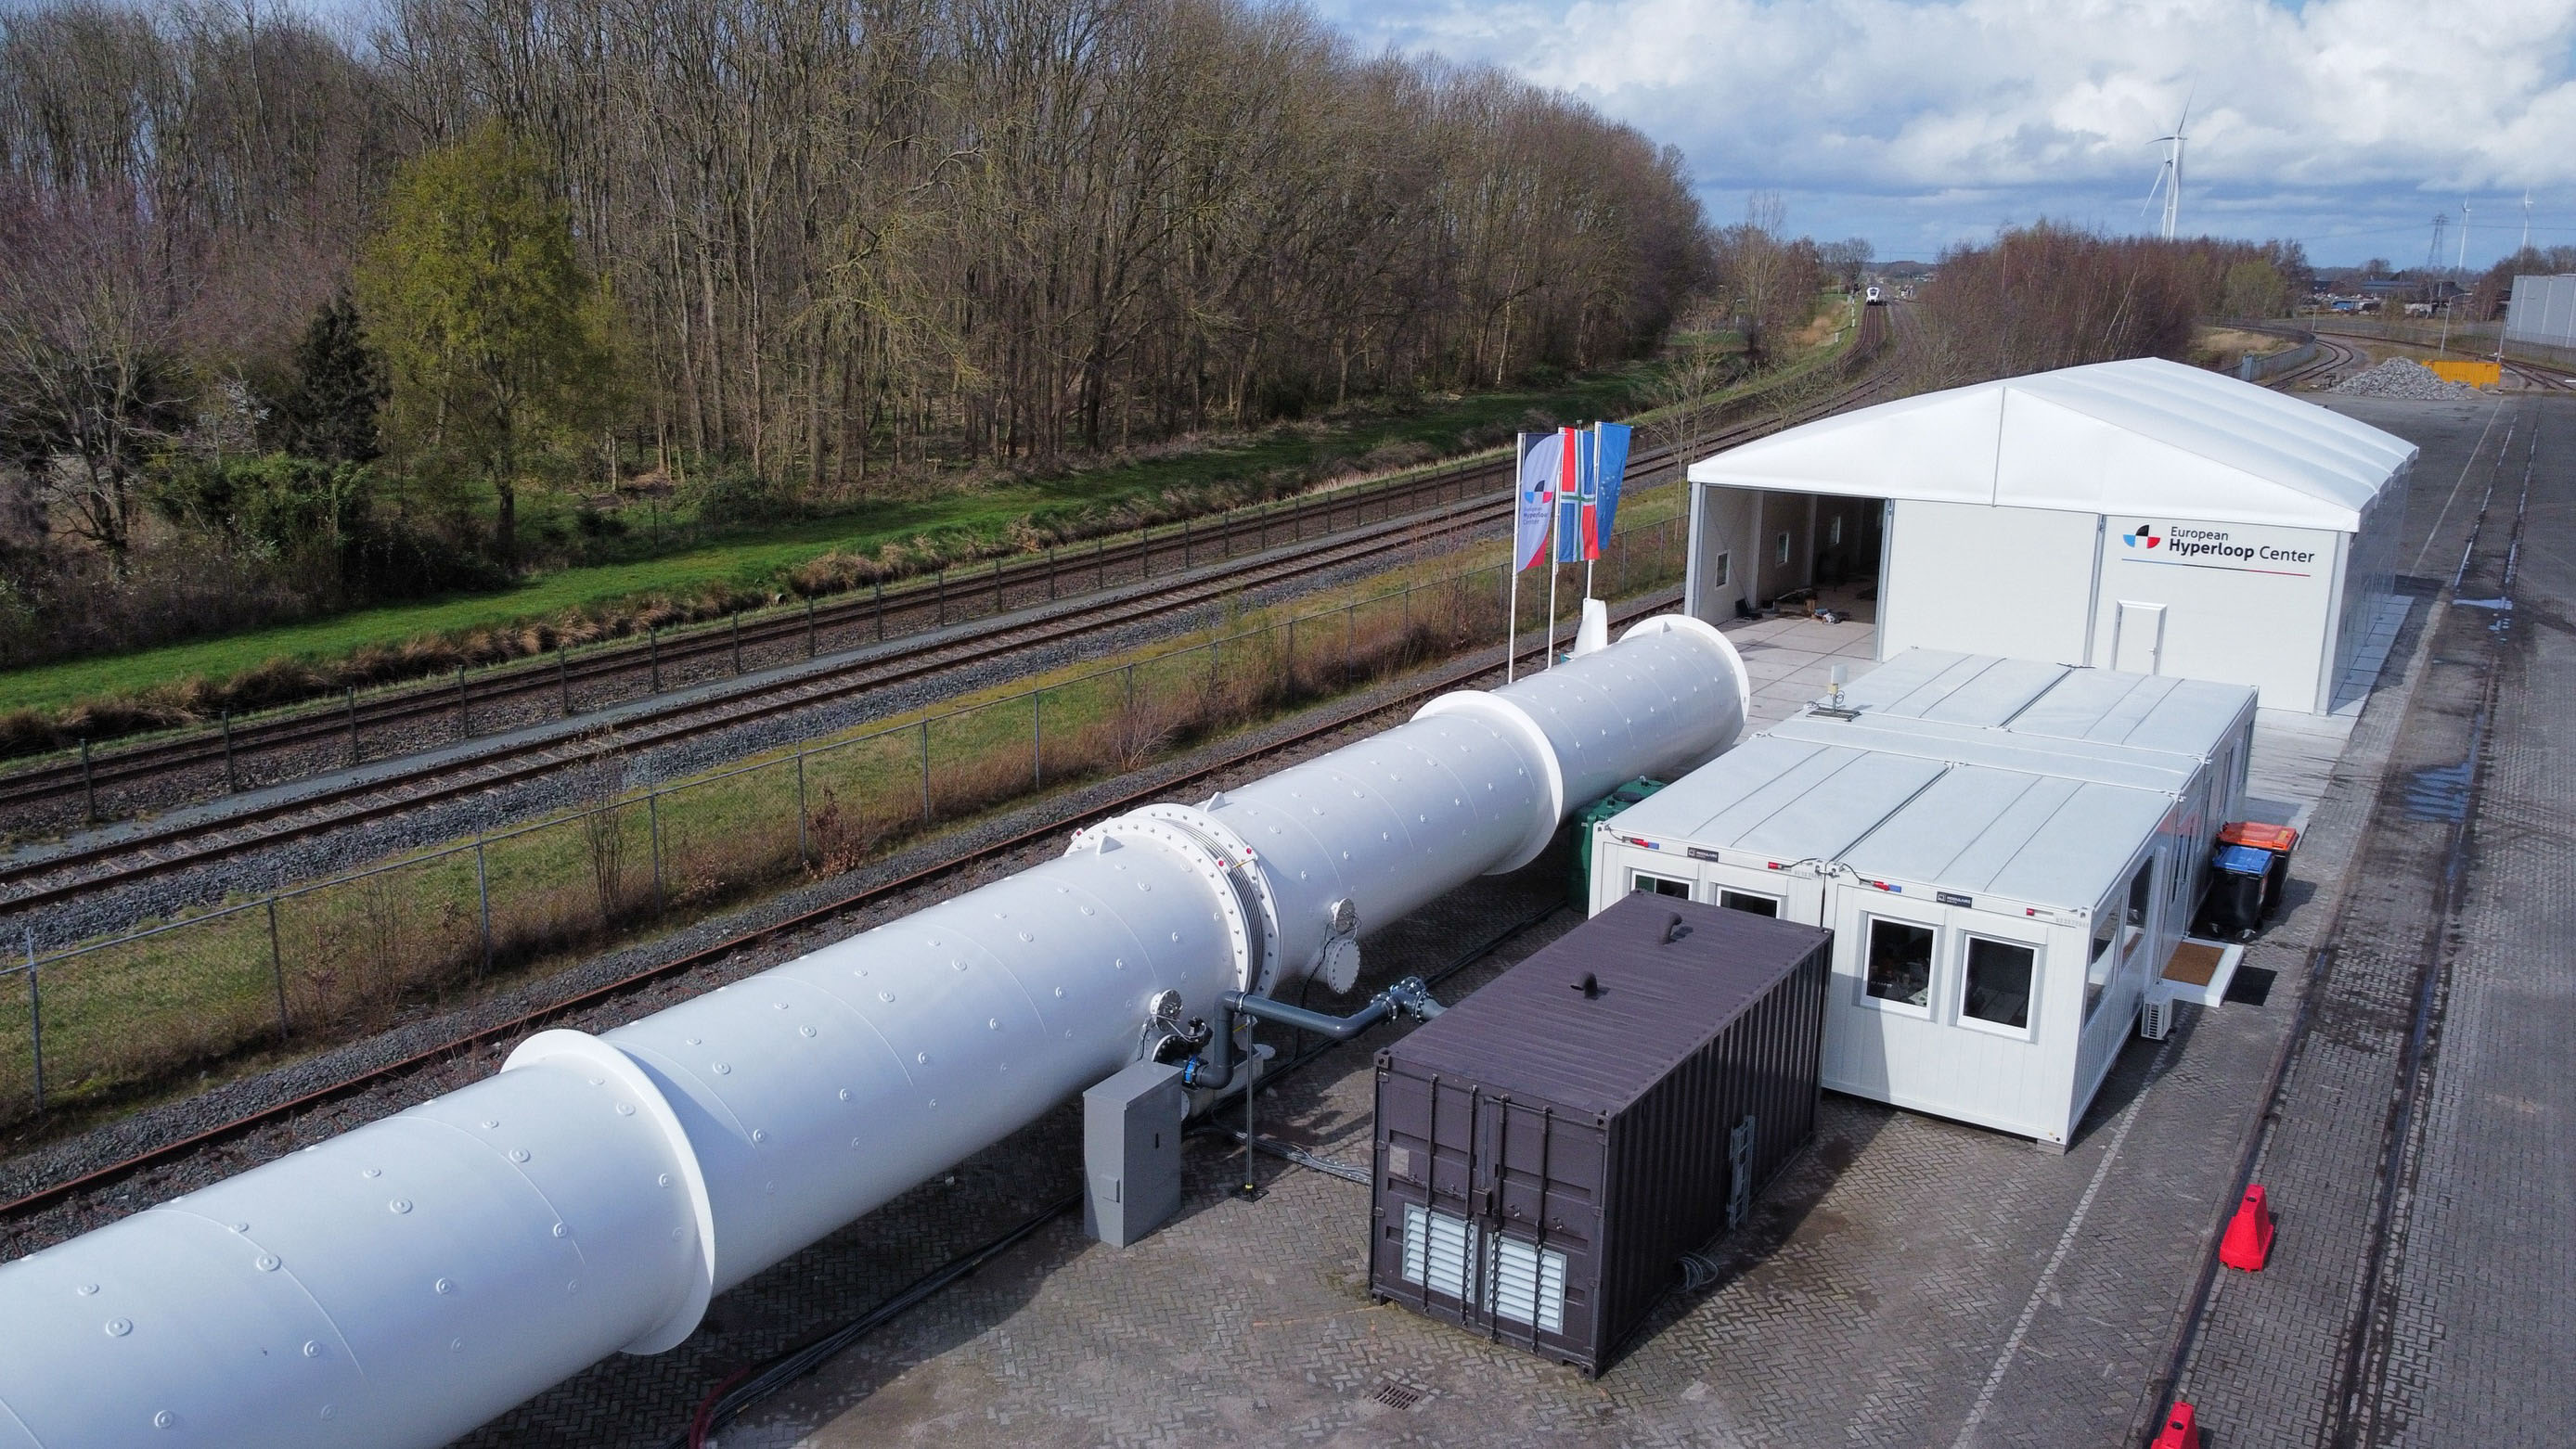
(2332, 358, 2482, 400)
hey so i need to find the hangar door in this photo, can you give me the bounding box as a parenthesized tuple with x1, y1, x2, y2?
(1880, 502, 2100, 665)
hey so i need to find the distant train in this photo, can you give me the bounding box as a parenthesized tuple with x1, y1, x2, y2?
(1864, 285, 1886, 305)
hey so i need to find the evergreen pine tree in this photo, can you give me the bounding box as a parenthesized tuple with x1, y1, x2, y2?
(280, 291, 387, 464)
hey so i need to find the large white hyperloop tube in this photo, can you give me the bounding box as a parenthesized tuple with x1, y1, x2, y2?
(0, 616, 1746, 1449)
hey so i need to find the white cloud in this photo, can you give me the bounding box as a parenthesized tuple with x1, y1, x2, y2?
(1312, 0, 2576, 262)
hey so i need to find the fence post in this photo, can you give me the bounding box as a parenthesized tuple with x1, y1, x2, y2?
(935, 569, 946, 625)
(23, 931, 41, 1114)
(731, 612, 743, 674)
(1096, 536, 1106, 590)
(874, 579, 885, 641)
(1032, 690, 1043, 789)
(649, 627, 662, 692)
(78, 737, 96, 824)
(1287, 615, 1297, 686)
(1124, 663, 1137, 757)
(920, 719, 933, 825)
(1048, 546, 1058, 600)
(1182, 517, 1191, 569)
(795, 751, 810, 867)
(557, 647, 572, 717)
(347, 686, 362, 763)
(456, 663, 470, 737)
(648, 792, 665, 913)
(221, 709, 238, 792)
(1344, 605, 1354, 689)
(993, 558, 1004, 615)
(806, 596, 818, 658)
(474, 835, 493, 979)
(266, 897, 290, 1044)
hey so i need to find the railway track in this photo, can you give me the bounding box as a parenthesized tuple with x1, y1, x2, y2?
(5, 312, 1898, 827)
(0, 309, 1902, 921)
(2298, 323, 2576, 394)
(0, 586, 1681, 1231)
(2231, 323, 2367, 391)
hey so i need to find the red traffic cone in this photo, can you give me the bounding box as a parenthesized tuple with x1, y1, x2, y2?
(2152, 1400, 2202, 1449)
(2220, 1184, 2274, 1271)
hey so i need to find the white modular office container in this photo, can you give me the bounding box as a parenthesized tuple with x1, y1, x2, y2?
(1588, 652, 2255, 1148)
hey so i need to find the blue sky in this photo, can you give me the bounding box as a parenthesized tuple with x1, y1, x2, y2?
(1307, 0, 2576, 268)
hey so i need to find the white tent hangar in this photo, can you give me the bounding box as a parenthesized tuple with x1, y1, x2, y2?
(1588, 651, 2257, 1149)
(1682, 357, 2419, 713)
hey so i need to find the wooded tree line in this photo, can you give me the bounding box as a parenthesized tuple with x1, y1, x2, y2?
(1907, 224, 2312, 387)
(0, 0, 1709, 670)
(0, 0, 1702, 515)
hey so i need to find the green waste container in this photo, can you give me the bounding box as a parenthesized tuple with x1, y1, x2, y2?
(1570, 777, 1666, 908)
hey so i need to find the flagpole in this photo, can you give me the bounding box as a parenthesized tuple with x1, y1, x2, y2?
(1545, 422, 1561, 670)
(1507, 433, 1525, 682)
(1545, 547, 1559, 670)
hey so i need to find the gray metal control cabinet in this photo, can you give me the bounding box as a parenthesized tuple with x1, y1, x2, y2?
(1084, 1060, 1186, 1247)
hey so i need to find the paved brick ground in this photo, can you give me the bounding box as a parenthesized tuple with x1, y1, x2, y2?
(2170, 395, 2574, 1447)
(451, 397, 2553, 1449)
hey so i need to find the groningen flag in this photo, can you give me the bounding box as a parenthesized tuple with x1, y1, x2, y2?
(1591, 421, 1632, 546)
(1513, 432, 1559, 571)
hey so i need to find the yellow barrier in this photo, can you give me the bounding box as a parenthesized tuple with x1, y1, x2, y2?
(2426, 359, 2502, 387)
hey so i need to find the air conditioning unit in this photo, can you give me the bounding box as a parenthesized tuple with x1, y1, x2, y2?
(2140, 992, 2174, 1041)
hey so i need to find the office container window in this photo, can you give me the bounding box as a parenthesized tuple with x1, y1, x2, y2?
(1962, 937, 2036, 1033)
(1864, 918, 1935, 1009)
(1719, 890, 1780, 918)
(1776, 531, 1792, 564)
(1631, 873, 1691, 898)
(2085, 899, 2119, 1020)
(1711, 552, 1731, 586)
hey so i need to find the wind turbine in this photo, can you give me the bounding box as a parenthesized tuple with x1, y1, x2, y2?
(2144, 92, 2192, 240)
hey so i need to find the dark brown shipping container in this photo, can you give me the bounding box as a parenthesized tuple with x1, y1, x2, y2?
(1370, 892, 1832, 1375)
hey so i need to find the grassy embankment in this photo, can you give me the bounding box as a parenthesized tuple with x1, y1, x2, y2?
(1, 369, 1660, 723)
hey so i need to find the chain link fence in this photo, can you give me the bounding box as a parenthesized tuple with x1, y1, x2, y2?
(1, 514, 1690, 1127)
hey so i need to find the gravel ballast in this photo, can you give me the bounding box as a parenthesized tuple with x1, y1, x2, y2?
(2333, 357, 2484, 400)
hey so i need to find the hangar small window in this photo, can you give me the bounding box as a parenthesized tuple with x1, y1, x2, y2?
(1775, 531, 1792, 564)
(1711, 551, 1731, 586)
(1828, 515, 1845, 546)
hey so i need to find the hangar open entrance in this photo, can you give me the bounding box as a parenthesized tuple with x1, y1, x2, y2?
(1683, 485, 1884, 627)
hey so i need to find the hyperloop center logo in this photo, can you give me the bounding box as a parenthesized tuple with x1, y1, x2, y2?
(2122, 522, 2161, 549)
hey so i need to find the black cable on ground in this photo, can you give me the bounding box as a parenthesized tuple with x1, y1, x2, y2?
(669, 899, 1566, 1445)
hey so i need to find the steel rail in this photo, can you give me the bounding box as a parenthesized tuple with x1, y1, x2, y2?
(0, 306, 1893, 815)
(0, 316, 1902, 916)
(0, 588, 1680, 1224)
(0, 457, 1510, 807)
(0, 487, 1521, 913)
